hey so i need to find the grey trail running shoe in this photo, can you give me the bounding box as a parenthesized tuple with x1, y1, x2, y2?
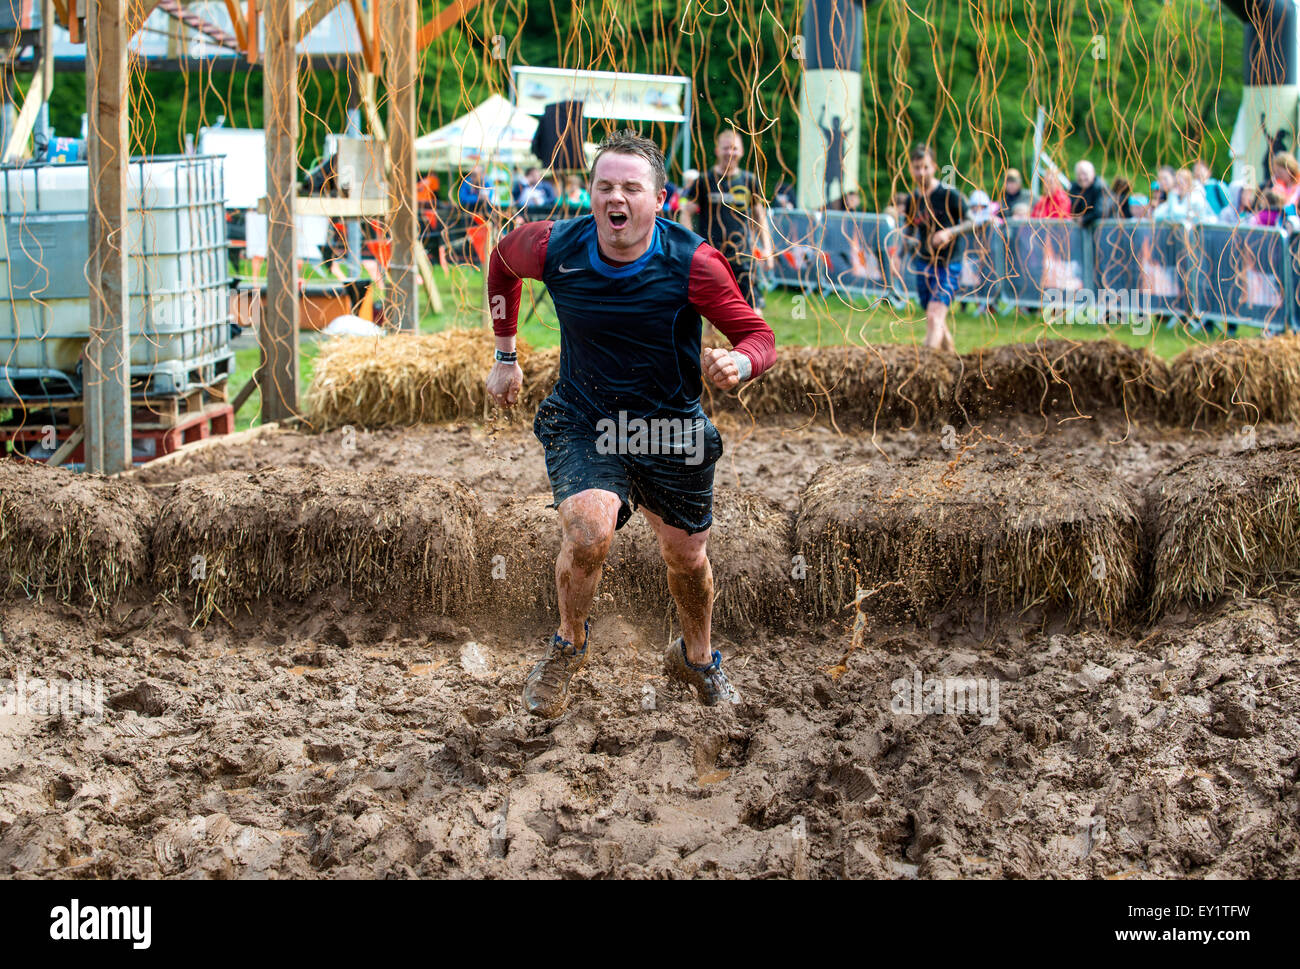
(522, 620, 590, 718)
(664, 637, 741, 706)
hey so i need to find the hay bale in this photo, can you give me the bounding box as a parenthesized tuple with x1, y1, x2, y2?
(794, 454, 1142, 626)
(1145, 443, 1300, 613)
(0, 462, 156, 605)
(479, 490, 797, 631)
(714, 343, 959, 430)
(152, 467, 482, 623)
(1168, 334, 1300, 427)
(305, 328, 559, 429)
(956, 339, 1170, 422)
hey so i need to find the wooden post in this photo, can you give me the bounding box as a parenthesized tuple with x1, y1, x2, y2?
(384, 0, 418, 331)
(261, 0, 299, 422)
(84, 0, 131, 474)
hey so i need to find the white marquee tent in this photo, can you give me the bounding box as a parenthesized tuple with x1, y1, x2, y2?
(415, 94, 597, 172)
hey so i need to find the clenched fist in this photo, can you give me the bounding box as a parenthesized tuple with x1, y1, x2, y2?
(702, 347, 744, 391)
(486, 361, 523, 408)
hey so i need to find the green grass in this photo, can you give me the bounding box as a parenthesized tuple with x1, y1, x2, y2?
(227, 265, 1258, 432)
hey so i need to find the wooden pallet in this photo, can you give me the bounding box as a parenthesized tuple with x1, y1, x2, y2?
(3, 402, 236, 467)
(17, 379, 230, 431)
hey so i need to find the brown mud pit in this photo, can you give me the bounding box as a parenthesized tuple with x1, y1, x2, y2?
(2, 411, 1299, 878)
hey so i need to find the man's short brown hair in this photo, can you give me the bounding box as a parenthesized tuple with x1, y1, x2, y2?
(591, 130, 667, 193)
(910, 143, 935, 163)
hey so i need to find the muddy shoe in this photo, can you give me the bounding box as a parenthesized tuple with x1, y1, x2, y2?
(663, 637, 740, 706)
(522, 620, 590, 718)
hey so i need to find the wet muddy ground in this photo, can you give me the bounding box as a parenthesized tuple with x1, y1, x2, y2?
(2, 413, 1298, 878)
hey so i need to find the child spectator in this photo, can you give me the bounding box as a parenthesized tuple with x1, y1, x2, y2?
(1254, 188, 1285, 227)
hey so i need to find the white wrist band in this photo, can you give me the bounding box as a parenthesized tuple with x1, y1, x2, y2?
(728, 350, 752, 382)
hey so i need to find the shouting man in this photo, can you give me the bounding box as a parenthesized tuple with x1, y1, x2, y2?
(485, 131, 776, 718)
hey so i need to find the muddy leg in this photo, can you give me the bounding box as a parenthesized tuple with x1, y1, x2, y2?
(555, 489, 621, 648)
(640, 505, 713, 665)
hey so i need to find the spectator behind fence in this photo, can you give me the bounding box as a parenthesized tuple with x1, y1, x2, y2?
(1069, 160, 1114, 228)
(773, 182, 797, 209)
(1150, 165, 1176, 207)
(1233, 183, 1260, 222)
(968, 189, 998, 224)
(884, 191, 911, 222)
(830, 188, 863, 212)
(1030, 166, 1071, 218)
(563, 173, 591, 209)
(1193, 158, 1231, 214)
(458, 164, 490, 208)
(514, 166, 558, 208)
(1254, 188, 1285, 227)
(1153, 169, 1213, 223)
(1109, 177, 1135, 219)
(1001, 168, 1026, 211)
(1271, 152, 1300, 209)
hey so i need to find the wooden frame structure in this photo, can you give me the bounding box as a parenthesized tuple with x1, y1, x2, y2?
(21, 0, 479, 471)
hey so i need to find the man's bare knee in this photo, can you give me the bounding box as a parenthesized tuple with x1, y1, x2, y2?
(560, 493, 618, 571)
(564, 521, 613, 571)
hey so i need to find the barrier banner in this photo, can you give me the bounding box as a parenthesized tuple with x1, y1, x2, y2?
(1092, 220, 1194, 317)
(1292, 232, 1300, 333)
(952, 222, 1007, 306)
(820, 212, 899, 303)
(769, 209, 825, 290)
(1196, 223, 1290, 331)
(1003, 218, 1088, 309)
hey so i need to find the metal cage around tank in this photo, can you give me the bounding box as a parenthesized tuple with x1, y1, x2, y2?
(0, 154, 234, 404)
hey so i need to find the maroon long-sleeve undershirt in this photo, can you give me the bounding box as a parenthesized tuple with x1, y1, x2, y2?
(487, 220, 777, 378)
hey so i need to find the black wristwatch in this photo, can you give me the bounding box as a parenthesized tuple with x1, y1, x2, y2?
(494, 349, 518, 364)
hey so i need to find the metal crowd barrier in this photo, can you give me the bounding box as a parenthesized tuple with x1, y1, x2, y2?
(763, 209, 1299, 332)
(1092, 219, 1196, 318)
(1196, 222, 1291, 332)
(1001, 218, 1091, 311)
(494, 202, 1300, 332)
(768, 208, 823, 291)
(818, 211, 904, 306)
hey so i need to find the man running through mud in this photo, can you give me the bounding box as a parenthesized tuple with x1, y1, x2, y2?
(485, 130, 776, 718)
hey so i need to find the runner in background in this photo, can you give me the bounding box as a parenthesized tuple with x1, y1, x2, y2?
(902, 143, 974, 353)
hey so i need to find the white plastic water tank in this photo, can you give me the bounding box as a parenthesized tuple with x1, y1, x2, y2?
(0, 155, 232, 398)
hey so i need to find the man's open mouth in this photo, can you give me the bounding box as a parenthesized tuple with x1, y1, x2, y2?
(608, 212, 629, 228)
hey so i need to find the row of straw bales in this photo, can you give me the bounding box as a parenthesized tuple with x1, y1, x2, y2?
(4, 447, 1298, 630)
(305, 331, 1300, 431)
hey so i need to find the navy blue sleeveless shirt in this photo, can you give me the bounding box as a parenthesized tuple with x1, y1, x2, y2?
(541, 215, 708, 424)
